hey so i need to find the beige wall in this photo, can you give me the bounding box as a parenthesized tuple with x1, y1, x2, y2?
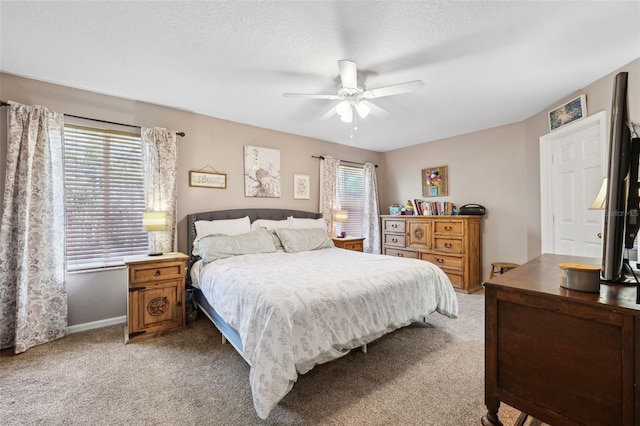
(0, 72, 382, 326)
(522, 57, 640, 258)
(2, 56, 640, 326)
(381, 57, 640, 281)
(379, 122, 527, 279)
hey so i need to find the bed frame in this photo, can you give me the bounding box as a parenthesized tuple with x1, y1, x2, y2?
(186, 208, 324, 361)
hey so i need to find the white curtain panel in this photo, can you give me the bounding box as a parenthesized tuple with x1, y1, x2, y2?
(0, 103, 67, 354)
(141, 127, 178, 254)
(363, 162, 381, 254)
(319, 156, 340, 234)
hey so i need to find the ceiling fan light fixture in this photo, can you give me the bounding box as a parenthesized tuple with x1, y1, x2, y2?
(336, 100, 350, 117)
(340, 106, 353, 123)
(283, 59, 424, 130)
(355, 102, 371, 118)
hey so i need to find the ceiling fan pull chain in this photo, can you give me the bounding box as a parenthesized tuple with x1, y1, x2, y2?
(351, 106, 356, 138)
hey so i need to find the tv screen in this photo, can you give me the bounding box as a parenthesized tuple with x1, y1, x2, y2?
(601, 71, 638, 283)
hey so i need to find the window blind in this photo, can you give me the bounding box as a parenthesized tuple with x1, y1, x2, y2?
(64, 124, 147, 270)
(338, 164, 365, 237)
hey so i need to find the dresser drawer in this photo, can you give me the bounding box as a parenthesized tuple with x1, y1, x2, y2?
(129, 260, 185, 284)
(384, 233, 405, 248)
(445, 272, 464, 290)
(433, 237, 463, 253)
(433, 220, 464, 236)
(384, 219, 405, 233)
(385, 248, 418, 258)
(420, 252, 464, 271)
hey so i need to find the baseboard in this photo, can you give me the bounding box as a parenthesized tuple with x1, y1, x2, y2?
(67, 316, 126, 334)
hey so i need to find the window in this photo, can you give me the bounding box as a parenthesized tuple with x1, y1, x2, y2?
(64, 124, 147, 271)
(338, 164, 365, 237)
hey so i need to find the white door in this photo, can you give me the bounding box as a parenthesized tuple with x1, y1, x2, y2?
(540, 111, 607, 257)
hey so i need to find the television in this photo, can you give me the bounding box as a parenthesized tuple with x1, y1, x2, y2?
(601, 71, 640, 283)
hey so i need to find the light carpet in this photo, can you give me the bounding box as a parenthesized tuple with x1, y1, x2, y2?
(1, 290, 527, 425)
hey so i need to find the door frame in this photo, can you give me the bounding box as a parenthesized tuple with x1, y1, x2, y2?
(540, 111, 607, 254)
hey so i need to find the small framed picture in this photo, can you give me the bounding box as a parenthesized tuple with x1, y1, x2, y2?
(422, 165, 448, 197)
(293, 174, 310, 199)
(548, 95, 587, 131)
(189, 171, 227, 189)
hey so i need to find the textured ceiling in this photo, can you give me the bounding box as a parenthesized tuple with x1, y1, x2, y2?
(1, 1, 639, 152)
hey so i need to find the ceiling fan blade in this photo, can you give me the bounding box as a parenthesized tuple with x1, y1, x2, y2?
(283, 93, 341, 100)
(338, 60, 358, 90)
(364, 80, 425, 99)
(362, 100, 390, 118)
(319, 105, 338, 120)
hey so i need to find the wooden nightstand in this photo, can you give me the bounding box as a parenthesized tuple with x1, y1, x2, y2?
(123, 252, 189, 343)
(331, 236, 365, 252)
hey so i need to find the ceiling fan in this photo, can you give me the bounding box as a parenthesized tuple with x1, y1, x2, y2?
(283, 59, 424, 133)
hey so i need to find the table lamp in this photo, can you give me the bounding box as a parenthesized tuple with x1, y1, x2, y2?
(142, 211, 167, 256)
(333, 210, 348, 238)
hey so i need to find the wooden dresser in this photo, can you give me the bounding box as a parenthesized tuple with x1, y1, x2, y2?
(124, 252, 188, 343)
(483, 254, 640, 426)
(381, 215, 482, 293)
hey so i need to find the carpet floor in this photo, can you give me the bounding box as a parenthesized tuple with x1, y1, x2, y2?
(1, 290, 530, 425)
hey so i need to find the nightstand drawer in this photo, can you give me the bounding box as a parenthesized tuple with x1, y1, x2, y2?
(343, 241, 363, 251)
(384, 233, 405, 247)
(385, 248, 418, 259)
(420, 252, 464, 271)
(129, 260, 185, 284)
(331, 237, 364, 252)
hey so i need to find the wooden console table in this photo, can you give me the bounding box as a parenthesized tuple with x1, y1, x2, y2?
(482, 253, 640, 426)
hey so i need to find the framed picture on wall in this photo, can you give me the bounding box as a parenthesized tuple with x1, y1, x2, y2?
(189, 171, 227, 189)
(243, 145, 281, 197)
(548, 95, 587, 131)
(422, 165, 448, 197)
(293, 174, 310, 199)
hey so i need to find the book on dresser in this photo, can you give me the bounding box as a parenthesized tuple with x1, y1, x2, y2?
(380, 215, 482, 293)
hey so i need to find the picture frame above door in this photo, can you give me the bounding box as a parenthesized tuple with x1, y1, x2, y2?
(548, 94, 587, 131)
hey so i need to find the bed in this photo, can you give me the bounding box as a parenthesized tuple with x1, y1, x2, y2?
(186, 208, 459, 419)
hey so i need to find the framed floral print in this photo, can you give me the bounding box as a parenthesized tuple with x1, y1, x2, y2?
(422, 165, 448, 197)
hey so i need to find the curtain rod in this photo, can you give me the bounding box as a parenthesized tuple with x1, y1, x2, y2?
(312, 155, 378, 168)
(1, 100, 185, 137)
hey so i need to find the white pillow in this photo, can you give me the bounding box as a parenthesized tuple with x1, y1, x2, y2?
(250, 219, 291, 231)
(288, 217, 327, 230)
(195, 216, 250, 237)
(193, 216, 251, 255)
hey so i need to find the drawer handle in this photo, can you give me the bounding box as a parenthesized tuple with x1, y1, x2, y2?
(155, 269, 161, 276)
(444, 243, 452, 248)
(391, 238, 398, 243)
(397, 253, 404, 257)
(436, 258, 445, 263)
(391, 224, 398, 228)
(444, 226, 453, 231)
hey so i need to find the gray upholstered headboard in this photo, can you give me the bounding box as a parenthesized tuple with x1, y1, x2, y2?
(186, 208, 323, 284)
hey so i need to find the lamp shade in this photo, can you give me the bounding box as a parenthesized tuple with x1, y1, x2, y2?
(142, 211, 167, 231)
(336, 100, 350, 117)
(333, 210, 348, 223)
(589, 178, 607, 210)
(355, 101, 371, 118)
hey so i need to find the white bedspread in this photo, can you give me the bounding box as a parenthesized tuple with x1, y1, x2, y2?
(195, 248, 458, 419)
